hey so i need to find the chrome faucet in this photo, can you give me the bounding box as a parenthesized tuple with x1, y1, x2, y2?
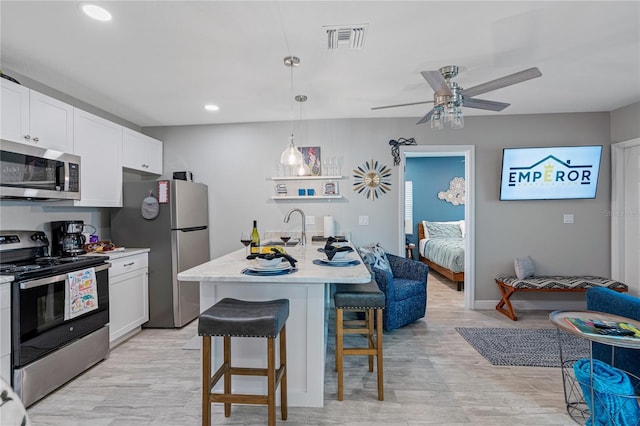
(284, 208, 306, 246)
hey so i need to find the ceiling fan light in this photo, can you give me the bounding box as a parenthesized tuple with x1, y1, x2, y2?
(451, 113, 464, 129)
(431, 111, 443, 130)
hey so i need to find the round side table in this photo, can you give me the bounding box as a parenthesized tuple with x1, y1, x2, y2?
(549, 310, 640, 425)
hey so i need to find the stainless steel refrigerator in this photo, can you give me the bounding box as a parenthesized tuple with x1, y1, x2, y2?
(111, 180, 210, 328)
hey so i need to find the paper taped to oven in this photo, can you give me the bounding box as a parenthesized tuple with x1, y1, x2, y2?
(65, 267, 99, 320)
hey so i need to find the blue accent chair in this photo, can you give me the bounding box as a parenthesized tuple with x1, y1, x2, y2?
(372, 253, 428, 331)
(586, 287, 640, 388)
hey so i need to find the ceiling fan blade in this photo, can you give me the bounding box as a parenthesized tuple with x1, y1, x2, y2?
(463, 97, 511, 111)
(371, 100, 433, 110)
(416, 109, 435, 125)
(461, 67, 542, 98)
(421, 71, 452, 96)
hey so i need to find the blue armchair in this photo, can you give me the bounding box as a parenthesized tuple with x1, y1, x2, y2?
(372, 253, 428, 331)
(586, 287, 640, 387)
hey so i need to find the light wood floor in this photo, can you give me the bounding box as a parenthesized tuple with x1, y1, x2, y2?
(27, 271, 577, 425)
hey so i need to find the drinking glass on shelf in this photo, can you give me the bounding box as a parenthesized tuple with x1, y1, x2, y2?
(328, 156, 335, 176)
(240, 232, 251, 256)
(336, 156, 344, 176)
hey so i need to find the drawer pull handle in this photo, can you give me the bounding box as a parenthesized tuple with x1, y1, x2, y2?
(123, 262, 135, 267)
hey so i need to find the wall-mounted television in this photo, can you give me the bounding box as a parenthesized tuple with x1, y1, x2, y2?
(500, 145, 602, 200)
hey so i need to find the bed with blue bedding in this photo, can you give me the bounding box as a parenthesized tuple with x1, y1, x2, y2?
(418, 221, 465, 290)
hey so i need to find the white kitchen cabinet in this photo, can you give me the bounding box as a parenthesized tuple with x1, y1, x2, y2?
(73, 108, 123, 207)
(1, 282, 11, 383)
(1, 79, 74, 152)
(108, 252, 149, 346)
(122, 128, 163, 174)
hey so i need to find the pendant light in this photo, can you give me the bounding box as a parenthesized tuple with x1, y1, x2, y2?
(280, 56, 304, 166)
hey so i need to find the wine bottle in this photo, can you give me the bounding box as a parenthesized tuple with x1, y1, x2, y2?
(250, 220, 260, 254)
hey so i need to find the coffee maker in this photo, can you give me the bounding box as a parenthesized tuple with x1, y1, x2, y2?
(51, 220, 87, 257)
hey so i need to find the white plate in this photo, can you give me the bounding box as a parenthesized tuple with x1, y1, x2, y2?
(316, 257, 355, 265)
(248, 261, 291, 272)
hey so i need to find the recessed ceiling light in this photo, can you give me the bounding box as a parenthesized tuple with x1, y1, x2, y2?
(81, 4, 112, 21)
(204, 104, 220, 112)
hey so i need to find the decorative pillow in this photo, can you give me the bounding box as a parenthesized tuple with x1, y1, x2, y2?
(514, 256, 535, 279)
(358, 243, 391, 272)
(424, 221, 462, 239)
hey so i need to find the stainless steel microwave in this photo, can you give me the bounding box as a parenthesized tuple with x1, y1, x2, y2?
(0, 139, 81, 200)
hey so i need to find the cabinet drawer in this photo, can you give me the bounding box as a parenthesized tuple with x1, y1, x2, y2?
(109, 254, 148, 277)
(0, 283, 9, 310)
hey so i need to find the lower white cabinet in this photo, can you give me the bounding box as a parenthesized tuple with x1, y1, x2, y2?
(1, 282, 11, 383)
(109, 253, 149, 346)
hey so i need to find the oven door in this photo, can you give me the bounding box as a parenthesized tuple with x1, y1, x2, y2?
(11, 263, 110, 368)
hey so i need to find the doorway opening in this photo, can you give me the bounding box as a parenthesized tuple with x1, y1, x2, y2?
(398, 145, 475, 309)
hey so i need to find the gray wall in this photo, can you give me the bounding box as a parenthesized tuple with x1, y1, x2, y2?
(611, 102, 640, 143)
(145, 111, 614, 303)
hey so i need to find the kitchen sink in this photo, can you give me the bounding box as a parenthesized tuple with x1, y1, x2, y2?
(265, 240, 299, 247)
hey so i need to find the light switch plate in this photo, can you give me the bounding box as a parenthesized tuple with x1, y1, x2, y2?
(563, 214, 574, 224)
(358, 216, 369, 226)
(306, 216, 315, 225)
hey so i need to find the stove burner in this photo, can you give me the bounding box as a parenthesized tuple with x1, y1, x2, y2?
(0, 264, 42, 274)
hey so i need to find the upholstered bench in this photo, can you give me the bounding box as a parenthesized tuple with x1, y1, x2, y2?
(495, 275, 628, 321)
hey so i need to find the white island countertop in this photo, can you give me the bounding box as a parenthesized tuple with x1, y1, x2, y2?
(178, 241, 371, 408)
(178, 242, 371, 284)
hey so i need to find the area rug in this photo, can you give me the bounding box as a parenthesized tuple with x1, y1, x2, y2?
(455, 327, 589, 367)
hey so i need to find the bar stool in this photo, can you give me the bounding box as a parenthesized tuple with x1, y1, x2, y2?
(334, 280, 385, 401)
(198, 298, 289, 426)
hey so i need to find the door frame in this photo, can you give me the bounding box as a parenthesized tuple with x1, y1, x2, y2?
(398, 145, 475, 309)
(611, 138, 640, 294)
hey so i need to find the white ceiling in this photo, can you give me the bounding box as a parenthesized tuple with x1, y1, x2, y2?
(1, 1, 639, 128)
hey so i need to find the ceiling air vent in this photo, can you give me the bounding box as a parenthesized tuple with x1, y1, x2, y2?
(324, 24, 368, 50)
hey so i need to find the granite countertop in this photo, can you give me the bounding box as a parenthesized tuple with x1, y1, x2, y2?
(0, 275, 13, 285)
(178, 242, 370, 284)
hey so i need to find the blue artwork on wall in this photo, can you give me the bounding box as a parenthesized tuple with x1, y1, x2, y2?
(406, 156, 465, 246)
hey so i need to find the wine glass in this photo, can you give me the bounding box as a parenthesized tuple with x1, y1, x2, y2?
(280, 231, 291, 246)
(336, 156, 344, 176)
(240, 232, 251, 256)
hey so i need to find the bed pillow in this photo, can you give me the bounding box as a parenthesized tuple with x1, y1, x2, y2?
(514, 256, 535, 279)
(424, 221, 463, 239)
(358, 243, 391, 272)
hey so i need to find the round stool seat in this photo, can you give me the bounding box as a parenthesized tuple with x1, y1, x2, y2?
(198, 298, 289, 338)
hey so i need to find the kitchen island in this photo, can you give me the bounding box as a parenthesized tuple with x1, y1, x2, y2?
(177, 242, 371, 407)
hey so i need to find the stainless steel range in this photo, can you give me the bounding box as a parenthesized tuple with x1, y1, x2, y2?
(0, 230, 110, 407)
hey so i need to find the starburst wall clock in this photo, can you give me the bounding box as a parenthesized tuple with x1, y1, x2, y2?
(353, 159, 392, 200)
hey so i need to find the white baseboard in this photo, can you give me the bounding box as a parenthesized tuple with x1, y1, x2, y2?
(474, 299, 587, 312)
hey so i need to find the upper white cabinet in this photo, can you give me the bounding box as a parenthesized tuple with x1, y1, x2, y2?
(122, 128, 163, 175)
(1, 79, 74, 153)
(73, 108, 123, 207)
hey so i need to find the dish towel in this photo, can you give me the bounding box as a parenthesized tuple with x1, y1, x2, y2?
(65, 267, 99, 320)
(573, 358, 640, 426)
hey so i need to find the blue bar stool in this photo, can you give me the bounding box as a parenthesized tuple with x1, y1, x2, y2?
(198, 298, 289, 426)
(334, 280, 385, 401)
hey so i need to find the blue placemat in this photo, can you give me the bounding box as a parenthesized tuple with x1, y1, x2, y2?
(241, 268, 298, 276)
(312, 259, 360, 267)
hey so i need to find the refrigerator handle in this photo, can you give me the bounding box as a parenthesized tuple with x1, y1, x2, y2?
(174, 226, 208, 232)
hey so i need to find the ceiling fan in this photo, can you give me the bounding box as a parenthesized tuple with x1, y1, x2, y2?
(372, 65, 542, 127)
